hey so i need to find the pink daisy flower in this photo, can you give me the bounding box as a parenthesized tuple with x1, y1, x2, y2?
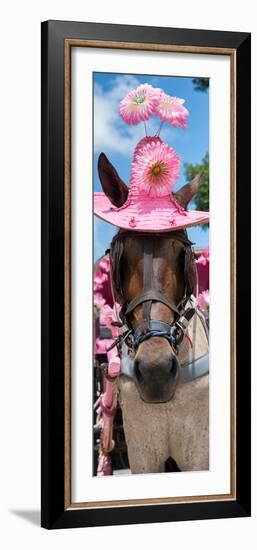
(132, 135, 162, 160)
(131, 139, 180, 197)
(155, 93, 189, 129)
(119, 83, 161, 125)
(198, 290, 210, 314)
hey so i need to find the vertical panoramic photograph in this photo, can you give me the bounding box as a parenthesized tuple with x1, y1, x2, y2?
(93, 72, 209, 476)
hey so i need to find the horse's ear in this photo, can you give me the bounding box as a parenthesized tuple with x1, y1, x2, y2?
(173, 173, 202, 210)
(98, 153, 128, 207)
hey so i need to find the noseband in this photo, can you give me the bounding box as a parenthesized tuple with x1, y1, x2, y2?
(108, 230, 197, 355)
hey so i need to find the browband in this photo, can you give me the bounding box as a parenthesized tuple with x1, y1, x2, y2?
(125, 290, 181, 317)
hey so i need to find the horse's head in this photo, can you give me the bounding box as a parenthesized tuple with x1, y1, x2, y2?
(98, 153, 201, 403)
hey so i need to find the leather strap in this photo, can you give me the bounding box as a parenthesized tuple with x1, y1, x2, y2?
(133, 320, 175, 348)
(125, 290, 181, 317)
(143, 239, 153, 290)
(121, 351, 209, 384)
(142, 239, 153, 329)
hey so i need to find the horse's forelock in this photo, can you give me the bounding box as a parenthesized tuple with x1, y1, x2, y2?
(109, 229, 195, 303)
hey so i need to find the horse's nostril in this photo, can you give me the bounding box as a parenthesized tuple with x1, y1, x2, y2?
(170, 358, 176, 373)
(134, 359, 144, 383)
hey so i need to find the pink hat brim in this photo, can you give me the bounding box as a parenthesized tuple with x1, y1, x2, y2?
(94, 192, 209, 232)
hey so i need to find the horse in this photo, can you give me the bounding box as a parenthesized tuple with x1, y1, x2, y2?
(97, 152, 209, 474)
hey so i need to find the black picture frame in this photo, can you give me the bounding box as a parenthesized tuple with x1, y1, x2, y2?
(41, 20, 251, 529)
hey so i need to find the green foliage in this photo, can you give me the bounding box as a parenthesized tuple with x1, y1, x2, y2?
(192, 78, 209, 92)
(184, 153, 209, 228)
(184, 78, 209, 229)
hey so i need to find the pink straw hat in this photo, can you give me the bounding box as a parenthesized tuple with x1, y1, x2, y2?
(94, 136, 209, 233)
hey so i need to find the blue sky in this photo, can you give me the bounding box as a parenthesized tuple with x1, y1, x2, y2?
(93, 72, 209, 260)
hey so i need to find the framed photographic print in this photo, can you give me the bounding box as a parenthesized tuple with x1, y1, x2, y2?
(41, 20, 251, 529)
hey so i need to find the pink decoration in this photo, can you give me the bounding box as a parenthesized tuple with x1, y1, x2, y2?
(94, 82, 208, 232)
(131, 139, 180, 197)
(98, 345, 120, 456)
(97, 452, 112, 476)
(195, 248, 209, 266)
(184, 332, 193, 348)
(94, 337, 113, 354)
(129, 216, 137, 228)
(108, 356, 121, 378)
(93, 292, 106, 310)
(198, 290, 210, 314)
(94, 282, 102, 292)
(99, 304, 113, 327)
(94, 272, 108, 285)
(98, 257, 110, 272)
(94, 186, 209, 233)
(119, 83, 161, 125)
(100, 303, 121, 338)
(132, 135, 161, 159)
(155, 93, 189, 128)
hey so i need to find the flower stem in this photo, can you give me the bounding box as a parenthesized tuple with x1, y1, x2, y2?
(144, 121, 148, 136)
(157, 120, 164, 136)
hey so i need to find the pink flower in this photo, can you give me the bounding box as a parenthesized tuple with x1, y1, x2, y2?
(198, 290, 210, 314)
(129, 216, 137, 228)
(94, 292, 106, 311)
(94, 272, 108, 286)
(94, 282, 103, 292)
(119, 83, 161, 125)
(98, 257, 110, 272)
(100, 304, 113, 328)
(132, 136, 162, 160)
(100, 303, 121, 338)
(155, 93, 189, 129)
(195, 248, 209, 266)
(94, 271, 108, 292)
(131, 139, 180, 197)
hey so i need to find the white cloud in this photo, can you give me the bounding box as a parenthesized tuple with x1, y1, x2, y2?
(94, 74, 176, 157)
(94, 75, 142, 155)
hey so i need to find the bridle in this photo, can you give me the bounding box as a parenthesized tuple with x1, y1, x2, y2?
(108, 230, 197, 355)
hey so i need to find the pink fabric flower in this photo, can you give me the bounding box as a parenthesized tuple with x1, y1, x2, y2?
(94, 283, 101, 292)
(155, 93, 189, 128)
(100, 303, 121, 338)
(94, 270, 109, 292)
(132, 136, 162, 160)
(100, 304, 114, 328)
(94, 292, 106, 311)
(94, 272, 108, 285)
(98, 258, 110, 272)
(131, 139, 180, 197)
(198, 290, 210, 314)
(119, 83, 161, 125)
(195, 248, 209, 266)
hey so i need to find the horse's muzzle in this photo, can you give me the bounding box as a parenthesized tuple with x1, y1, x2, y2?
(133, 347, 180, 403)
